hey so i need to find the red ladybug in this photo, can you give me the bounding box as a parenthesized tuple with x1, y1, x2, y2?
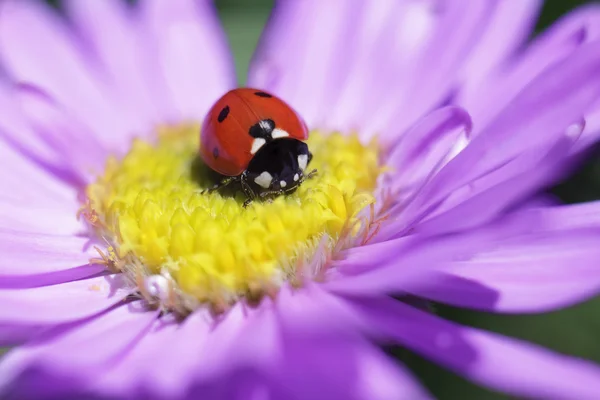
(200, 88, 316, 206)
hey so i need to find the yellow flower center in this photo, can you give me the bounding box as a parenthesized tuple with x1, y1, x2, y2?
(82, 125, 382, 314)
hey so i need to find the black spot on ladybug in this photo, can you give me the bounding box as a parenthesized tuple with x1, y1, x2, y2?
(212, 147, 219, 159)
(254, 91, 272, 98)
(217, 106, 230, 123)
(249, 119, 275, 140)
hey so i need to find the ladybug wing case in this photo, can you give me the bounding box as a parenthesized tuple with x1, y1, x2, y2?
(200, 93, 256, 177)
(235, 89, 309, 143)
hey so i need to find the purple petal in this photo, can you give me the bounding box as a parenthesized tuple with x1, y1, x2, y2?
(331, 235, 419, 276)
(97, 286, 429, 400)
(0, 145, 92, 283)
(351, 296, 600, 400)
(351, 345, 432, 400)
(0, 0, 138, 152)
(0, 137, 78, 208)
(138, 0, 235, 123)
(274, 286, 430, 400)
(0, 274, 129, 325)
(392, 39, 600, 237)
(0, 201, 82, 236)
(313, 0, 420, 134)
(0, 323, 51, 347)
(92, 290, 430, 400)
(248, 0, 364, 130)
(458, 1, 542, 88)
(250, 1, 488, 140)
(335, 200, 600, 313)
(64, 0, 170, 129)
(0, 84, 86, 191)
(0, 302, 158, 400)
(372, 1, 491, 138)
(92, 312, 211, 399)
(383, 106, 471, 198)
(0, 229, 99, 277)
(575, 105, 600, 153)
(275, 283, 370, 335)
(96, 302, 280, 399)
(327, 224, 510, 295)
(408, 133, 579, 235)
(407, 202, 600, 312)
(275, 330, 430, 400)
(432, 40, 600, 200)
(460, 4, 600, 129)
(14, 84, 108, 180)
(0, 265, 108, 291)
(192, 303, 281, 381)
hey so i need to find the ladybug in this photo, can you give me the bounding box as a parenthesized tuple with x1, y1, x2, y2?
(200, 88, 316, 206)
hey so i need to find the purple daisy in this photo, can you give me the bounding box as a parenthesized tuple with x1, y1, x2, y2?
(1, 1, 600, 399)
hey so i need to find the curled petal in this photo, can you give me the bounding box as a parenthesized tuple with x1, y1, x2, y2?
(383, 106, 472, 199)
(390, 39, 600, 237)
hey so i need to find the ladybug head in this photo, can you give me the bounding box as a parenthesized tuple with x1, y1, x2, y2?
(248, 118, 295, 154)
(245, 138, 313, 193)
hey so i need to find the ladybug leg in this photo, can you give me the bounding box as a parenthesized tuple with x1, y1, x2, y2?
(240, 171, 257, 208)
(259, 190, 285, 198)
(258, 190, 286, 203)
(201, 176, 239, 194)
(297, 168, 318, 185)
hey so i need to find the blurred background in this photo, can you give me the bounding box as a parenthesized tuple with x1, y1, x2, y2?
(41, 0, 600, 398)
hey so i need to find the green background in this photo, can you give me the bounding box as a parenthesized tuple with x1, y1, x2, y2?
(37, 0, 600, 398)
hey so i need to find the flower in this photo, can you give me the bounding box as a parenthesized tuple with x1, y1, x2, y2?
(1, 0, 600, 399)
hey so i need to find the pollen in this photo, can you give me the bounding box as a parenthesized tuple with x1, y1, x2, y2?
(84, 125, 382, 312)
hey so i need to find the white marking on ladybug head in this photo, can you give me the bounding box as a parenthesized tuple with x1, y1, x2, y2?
(259, 120, 273, 132)
(251, 138, 266, 154)
(293, 173, 299, 182)
(280, 180, 287, 188)
(298, 154, 308, 171)
(271, 128, 289, 139)
(254, 171, 273, 188)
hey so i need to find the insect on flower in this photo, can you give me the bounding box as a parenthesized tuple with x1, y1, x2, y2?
(200, 88, 317, 206)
